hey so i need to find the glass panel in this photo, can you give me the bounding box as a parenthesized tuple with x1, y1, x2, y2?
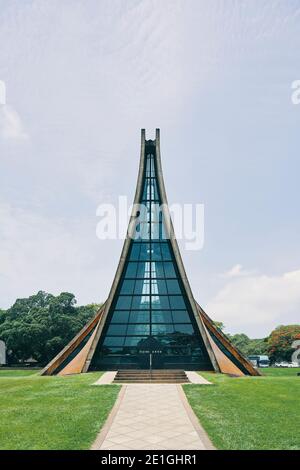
(145, 156, 152, 177)
(163, 262, 176, 278)
(173, 324, 194, 335)
(154, 279, 167, 294)
(107, 324, 128, 335)
(130, 244, 140, 260)
(137, 222, 149, 240)
(161, 243, 172, 260)
(152, 296, 170, 309)
(120, 280, 135, 294)
(134, 279, 149, 295)
(124, 336, 147, 346)
(111, 310, 130, 323)
(161, 220, 167, 240)
(152, 243, 161, 260)
(127, 324, 150, 335)
(151, 204, 161, 224)
(172, 310, 190, 322)
(125, 262, 137, 278)
(152, 310, 172, 323)
(103, 336, 125, 346)
(131, 295, 150, 309)
(166, 279, 181, 294)
(140, 243, 151, 260)
(151, 223, 160, 240)
(169, 296, 185, 309)
(106, 347, 124, 354)
(152, 261, 164, 278)
(116, 296, 132, 309)
(136, 262, 149, 278)
(155, 334, 194, 346)
(129, 311, 150, 323)
(151, 324, 174, 334)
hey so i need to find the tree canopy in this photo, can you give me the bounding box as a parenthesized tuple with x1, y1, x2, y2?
(267, 324, 300, 362)
(227, 333, 268, 357)
(0, 291, 101, 365)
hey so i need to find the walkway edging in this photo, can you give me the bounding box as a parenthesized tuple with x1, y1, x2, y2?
(177, 385, 215, 450)
(91, 385, 126, 450)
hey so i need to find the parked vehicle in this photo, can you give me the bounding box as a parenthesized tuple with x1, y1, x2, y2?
(274, 361, 299, 368)
(248, 355, 270, 368)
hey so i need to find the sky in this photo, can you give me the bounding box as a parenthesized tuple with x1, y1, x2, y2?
(0, 0, 299, 337)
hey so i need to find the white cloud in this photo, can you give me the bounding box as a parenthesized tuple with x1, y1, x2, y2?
(0, 104, 28, 140)
(221, 264, 254, 279)
(206, 268, 300, 337)
(0, 0, 299, 318)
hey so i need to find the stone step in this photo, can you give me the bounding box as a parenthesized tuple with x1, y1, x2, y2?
(118, 369, 184, 374)
(115, 371, 187, 375)
(115, 370, 187, 374)
(115, 370, 186, 375)
(114, 379, 189, 383)
(116, 374, 186, 379)
(113, 369, 190, 384)
(115, 376, 187, 380)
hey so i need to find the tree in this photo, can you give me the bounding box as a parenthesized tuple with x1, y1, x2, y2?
(213, 321, 225, 331)
(267, 325, 300, 362)
(0, 291, 102, 365)
(227, 333, 268, 357)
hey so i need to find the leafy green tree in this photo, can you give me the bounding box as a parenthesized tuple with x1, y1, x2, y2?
(227, 333, 268, 357)
(246, 338, 268, 355)
(228, 333, 250, 354)
(213, 321, 225, 331)
(0, 291, 102, 365)
(267, 325, 300, 362)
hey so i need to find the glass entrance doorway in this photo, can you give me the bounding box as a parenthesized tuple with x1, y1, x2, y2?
(137, 336, 164, 369)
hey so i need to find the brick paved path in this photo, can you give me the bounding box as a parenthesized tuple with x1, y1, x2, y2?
(91, 383, 214, 450)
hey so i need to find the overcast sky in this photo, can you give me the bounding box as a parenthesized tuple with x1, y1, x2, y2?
(0, 0, 299, 337)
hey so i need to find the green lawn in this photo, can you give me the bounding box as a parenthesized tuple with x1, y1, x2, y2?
(0, 368, 40, 377)
(259, 367, 300, 377)
(184, 369, 300, 450)
(0, 371, 120, 450)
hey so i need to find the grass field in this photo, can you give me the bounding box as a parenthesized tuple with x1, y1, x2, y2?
(1, 367, 299, 450)
(0, 371, 120, 450)
(184, 367, 300, 450)
(0, 369, 40, 377)
(259, 367, 300, 377)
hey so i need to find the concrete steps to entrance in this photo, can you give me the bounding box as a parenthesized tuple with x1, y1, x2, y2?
(113, 369, 190, 384)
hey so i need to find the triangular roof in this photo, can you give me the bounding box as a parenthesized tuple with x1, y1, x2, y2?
(41, 129, 259, 377)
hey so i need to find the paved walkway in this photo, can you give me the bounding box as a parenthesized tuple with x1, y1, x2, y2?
(94, 371, 117, 384)
(185, 371, 212, 384)
(91, 384, 214, 450)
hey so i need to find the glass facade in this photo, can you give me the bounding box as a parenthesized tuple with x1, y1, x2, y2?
(90, 144, 213, 370)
